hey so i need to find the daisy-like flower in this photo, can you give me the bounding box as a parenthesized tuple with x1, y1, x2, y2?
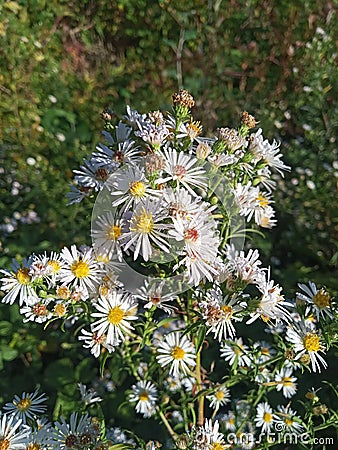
(121, 197, 170, 262)
(51, 413, 96, 449)
(297, 281, 334, 321)
(275, 405, 304, 433)
(0, 259, 38, 306)
(32, 251, 63, 286)
(58, 245, 101, 298)
(135, 279, 177, 315)
(275, 367, 297, 398)
(25, 423, 55, 450)
(129, 380, 158, 418)
(217, 127, 248, 152)
(91, 290, 138, 346)
(0, 414, 29, 449)
(206, 385, 231, 411)
(3, 389, 47, 425)
(78, 328, 116, 358)
(192, 419, 230, 450)
(135, 121, 170, 148)
(219, 411, 236, 431)
(156, 331, 196, 377)
(93, 129, 140, 168)
(200, 290, 244, 342)
(163, 187, 201, 220)
(92, 211, 124, 261)
(254, 402, 276, 433)
(20, 297, 53, 323)
(220, 337, 252, 368)
(249, 128, 290, 175)
(286, 323, 328, 372)
(251, 341, 276, 364)
(156, 148, 207, 196)
(73, 157, 112, 192)
(78, 383, 102, 405)
(247, 269, 289, 324)
(109, 165, 158, 210)
(225, 245, 264, 286)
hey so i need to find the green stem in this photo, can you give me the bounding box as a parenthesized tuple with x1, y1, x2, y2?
(158, 408, 177, 440)
(195, 346, 205, 426)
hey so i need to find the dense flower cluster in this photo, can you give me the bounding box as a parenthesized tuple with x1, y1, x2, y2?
(1, 91, 337, 449)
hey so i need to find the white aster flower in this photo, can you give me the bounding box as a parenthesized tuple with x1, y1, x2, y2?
(192, 419, 229, 450)
(275, 405, 304, 433)
(73, 157, 112, 192)
(135, 279, 177, 315)
(220, 337, 252, 367)
(249, 128, 290, 175)
(254, 402, 276, 433)
(156, 331, 196, 377)
(274, 367, 297, 398)
(78, 383, 102, 405)
(297, 281, 334, 321)
(129, 380, 158, 418)
(58, 245, 101, 298)
(0, 414, 29, 449)
(109, 165, 158, 210)
(163, 187, 201, 220)
(91, 290, 138, 346)
(0, 259, 38, 306)
(51, 413, 94, 449)
(78, 328, 116, 358)
(247, 269, 289, 324)
(92, 211, 124, 261)
(286, 323, 327, 372)
(156, 148, 207, 196)
(20, 297, 53, 323)
(206, 385, 231, 411)
(200, 289, 244, 342)
(121, 197, 170, 262)
(3, 389, 47, 425)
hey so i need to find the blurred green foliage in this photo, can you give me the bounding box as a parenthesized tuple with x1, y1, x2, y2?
(0, 0, 337, 441)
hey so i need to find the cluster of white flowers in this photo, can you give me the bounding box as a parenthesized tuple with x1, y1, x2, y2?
(0, 91, 336, 449)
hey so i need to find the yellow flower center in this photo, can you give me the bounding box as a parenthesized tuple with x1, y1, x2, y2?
(99, 285, 110, 297)
(261, 347, 270, 356)
(210, 444, 225, 450)
(47, 260, 61, 273)
(108, 306, 125, 325)
(256, 193, 270, 207)
(139, 391, 149, 401)
(16, 397, 32, 411)
(282, 377, 293, 386)
(57, 286, 71, 299)
(106, 225, 122, 240)
(221, 305, 233, 318)
(187, 121, 202, 138)
(129, 181, 146, 197)
(171, 346, 185, 360)
(27, 444, 41, 450)
(303, 333, 320, 352)
(54, 303, 67, 317)
(263, 412, 273, 423)
(71, 259, 90, 278)
(215, 390, 225, 400)
(131, 209, 154, 234)
(16, 267, 31, 285)
(234, 345, 244, 355)
(0, 439, 10, 450)
(313, 289, 331, 308)
(285, 418, 293, 426)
